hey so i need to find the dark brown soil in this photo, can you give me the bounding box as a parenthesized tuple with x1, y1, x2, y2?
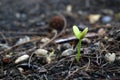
(0, 0, 120, 80)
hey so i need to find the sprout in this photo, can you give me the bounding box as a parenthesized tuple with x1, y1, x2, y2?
(73, 25, 88, 62)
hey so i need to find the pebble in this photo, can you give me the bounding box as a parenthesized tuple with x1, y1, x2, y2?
(102, 16, 112, 23)
(15, 55, 29, 64)
(61, 48, 74, 56)
(17, 67, 24, 73)
(98, 28, 106, 36)
(66, 5, 72, 12)
(41, 37, 50, 43)
(16, 36, 30, 45)
(105, 53, 116, 63)
(88, 14, 101, 24)
(34, 49, 48, 57)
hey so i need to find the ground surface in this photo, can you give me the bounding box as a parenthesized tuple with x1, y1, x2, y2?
(0, 0, 120, 80)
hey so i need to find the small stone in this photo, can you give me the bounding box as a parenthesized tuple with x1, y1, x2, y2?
(102, 16, 112, 23)
(108, 38, 114, 42)
(34, 49, 48, 57)
(15, 55, 29, 64)
(17, 67, 24, 73)
(66, 5, 72, 12)
(61, 48, 74, 56)
(105, 53, 116, 63)
(88, 14, 101, 24)
(16, 36, 30, 45)
(98, 28, 106, 36)
(41, 37, 50, 43)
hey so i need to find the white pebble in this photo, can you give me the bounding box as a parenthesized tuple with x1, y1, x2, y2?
(34, 49, 48, 57)
(41, 37, 50, 43)
(16, 36, 30, 45)
(105, 53, 116, 63)
(15, 55, 29, 64)
(88, 14, 101, 24)
(66, 5, 72, 12)
(17, 67, 24, 73)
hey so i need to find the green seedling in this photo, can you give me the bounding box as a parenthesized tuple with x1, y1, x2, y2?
(73, 25, 88, 62)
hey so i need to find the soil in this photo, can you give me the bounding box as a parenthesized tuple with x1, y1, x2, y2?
(0, 0, 120, 80)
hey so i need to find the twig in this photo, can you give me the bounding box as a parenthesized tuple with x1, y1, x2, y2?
(85, 58, 90, 71)
(40, 30, 58, 48)
(43, 74, 48, 80)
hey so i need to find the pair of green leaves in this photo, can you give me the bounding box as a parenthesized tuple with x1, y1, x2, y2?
(73, 25, 88, 40)
(73, 25, 88, 62)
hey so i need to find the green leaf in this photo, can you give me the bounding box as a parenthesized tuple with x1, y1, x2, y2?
(81, 27, 88, 39)
(73, 25, 81, 39)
